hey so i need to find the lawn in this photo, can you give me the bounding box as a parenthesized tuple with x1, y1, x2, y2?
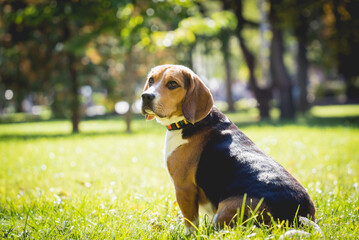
(0, 106, 359, 239)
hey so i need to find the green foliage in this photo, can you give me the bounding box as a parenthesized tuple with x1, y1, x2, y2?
(1, 0, 359, 131)
(154, 7, 237, 48)
(310, 105, 359, 118)
(0, 0, 120, 120)
(0, 106, 358, 239)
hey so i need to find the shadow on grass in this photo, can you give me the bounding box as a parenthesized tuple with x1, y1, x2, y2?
(0, 114, 163, 141)
(0, 115, 358, 142)
(0, 123, 162, 142)
(0, 131, 133, 141)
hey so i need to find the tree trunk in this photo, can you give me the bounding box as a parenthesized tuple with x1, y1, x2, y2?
(332, 0, 359, 102)
(69, 53, 80, 133)
(258, 0, 271, 82)
(124, 51, 136, 133)
(125, 106, 132, 133)
(269, 0, 295, 119)
(220, 30, 235, 112)
(187, 44, 195, 70)
(295, 22, 309, 113)
(237, 35, 272, 118)
(270, 27, 295, 119)
(222, 0, 271, 118)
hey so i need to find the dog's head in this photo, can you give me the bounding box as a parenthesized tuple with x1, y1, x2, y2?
(141, 64, 213, 125)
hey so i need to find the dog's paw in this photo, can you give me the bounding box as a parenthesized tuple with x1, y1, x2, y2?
(184, 226, 197, 236)
(184, 226, 196, 235)
(184, 219, 199, 235)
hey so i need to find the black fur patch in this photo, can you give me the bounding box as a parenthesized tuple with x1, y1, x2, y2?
(189, 107, 314, 222)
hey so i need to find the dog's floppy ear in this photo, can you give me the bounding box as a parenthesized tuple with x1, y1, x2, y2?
(182, 69, 213, 123)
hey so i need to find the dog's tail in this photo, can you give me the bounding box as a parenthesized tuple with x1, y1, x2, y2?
(279, 216, 322, 239)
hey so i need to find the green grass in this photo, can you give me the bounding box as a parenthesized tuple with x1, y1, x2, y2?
(1, 105, 359, 239)
(310, 104, 359, 118)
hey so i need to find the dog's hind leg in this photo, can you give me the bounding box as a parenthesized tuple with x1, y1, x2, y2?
(214, 196, 269, 228)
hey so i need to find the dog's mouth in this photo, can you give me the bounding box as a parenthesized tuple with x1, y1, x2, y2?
(142, 107, 157, 120)
(142, 107, 168, 120)
(145, 112, 156, 120)
(145, 114, 155, 120)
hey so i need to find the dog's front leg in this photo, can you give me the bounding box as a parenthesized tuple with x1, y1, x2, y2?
(175, 184, 199, 235)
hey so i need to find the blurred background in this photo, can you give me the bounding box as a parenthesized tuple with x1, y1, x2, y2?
(1, 0, 358, 133)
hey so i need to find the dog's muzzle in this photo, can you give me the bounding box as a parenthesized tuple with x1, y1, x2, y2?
(141, 93, 155, 114)
(142, 93, 155, 103)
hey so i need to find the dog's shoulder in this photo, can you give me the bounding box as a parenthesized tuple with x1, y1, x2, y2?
(183, 106, 257, 154)
(182, 106, 235, 138)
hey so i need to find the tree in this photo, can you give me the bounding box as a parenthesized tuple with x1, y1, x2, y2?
(271, 0, 359, 111)
(155, 4, 238, 112)
(329, 0, 359, 102)
(269, 0, 295, 119)
(0, 0, 118, 133)
(220, 28, 235, 112)
(271, 0, 322, 114)
(222, 0, 272, 118)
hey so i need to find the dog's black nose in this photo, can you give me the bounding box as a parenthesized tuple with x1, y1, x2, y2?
(142, 93, 155, 103)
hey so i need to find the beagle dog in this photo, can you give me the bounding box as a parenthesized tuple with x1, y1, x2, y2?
(141, 64, 315, 234)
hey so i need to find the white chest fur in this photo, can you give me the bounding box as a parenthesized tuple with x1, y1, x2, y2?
(164, 130, 188, 166)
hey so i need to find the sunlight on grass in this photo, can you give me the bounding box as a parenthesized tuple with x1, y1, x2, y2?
(0, 107, 359, 239)
(310, 104, 359, 117)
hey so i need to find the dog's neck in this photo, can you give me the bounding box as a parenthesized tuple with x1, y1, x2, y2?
(166, 119, 190, 131)
(156, 115, 191, 131)
(155, 115, 186, 127)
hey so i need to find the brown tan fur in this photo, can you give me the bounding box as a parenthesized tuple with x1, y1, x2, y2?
(142, 65, 215, 233)
(142, 65, 213, 123)
(215, 196, 272, 227)
(143, 65, 187, 120)
(167, 126, 270, 231)
(166, 128, 212, 231)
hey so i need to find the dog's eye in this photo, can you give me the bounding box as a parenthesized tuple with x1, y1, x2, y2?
(148, 77, 154, 86)
(166, 81, 179, 90)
